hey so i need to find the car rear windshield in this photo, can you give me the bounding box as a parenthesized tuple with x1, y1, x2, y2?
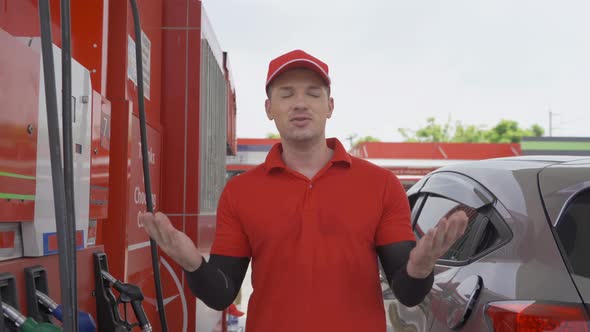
(555, 189, 590, 279)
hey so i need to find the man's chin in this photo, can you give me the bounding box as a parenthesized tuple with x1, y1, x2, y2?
(283, 133, 322, 144)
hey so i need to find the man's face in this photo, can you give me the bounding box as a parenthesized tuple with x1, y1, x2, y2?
(265, 68, 334, 143)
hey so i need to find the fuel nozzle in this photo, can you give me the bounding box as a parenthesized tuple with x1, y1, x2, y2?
(36, 291, 58, 312)
(35, 291, 97, 332)
(1, 301, 62, 332)
(100, 271, 152, 332)
(2, 301, 26, 327)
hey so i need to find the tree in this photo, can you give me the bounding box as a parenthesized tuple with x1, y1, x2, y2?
(398, 117, 452, 142)
(266, 132, 280, 139)
(354, 135, 381, 146)
(452, 122, 487, 143)
(399, 118, 544, 143)
(485, 119, 544, 143)
(530, 124, 544, 137)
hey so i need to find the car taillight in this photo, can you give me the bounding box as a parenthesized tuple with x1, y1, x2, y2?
(486, 301, 590, 332)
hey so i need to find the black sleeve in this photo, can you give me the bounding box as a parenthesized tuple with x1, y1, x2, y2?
(377, 240, 434, 307)
(184, 254, 250, 311)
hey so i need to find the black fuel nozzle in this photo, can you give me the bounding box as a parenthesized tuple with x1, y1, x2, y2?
(100, 271, 152, 332)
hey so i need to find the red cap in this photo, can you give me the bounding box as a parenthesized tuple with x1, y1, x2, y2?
(265, 50, 331, 89)
(228, 303, 245, 317)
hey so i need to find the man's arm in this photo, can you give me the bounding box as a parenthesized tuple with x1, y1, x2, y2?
(377, 241, 433, 307)
(139, 211, 251, 311)
(374, 171, 469, 307)
(377, 208, 470, 307)
(185, 254, 250, 311)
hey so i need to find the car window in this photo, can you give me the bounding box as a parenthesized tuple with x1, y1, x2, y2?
(555, 189, 590, 280)
(414, 195, 499, 264)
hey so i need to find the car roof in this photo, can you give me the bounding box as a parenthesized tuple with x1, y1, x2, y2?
(480, 155, 590, 164)
(428, 155, 590, 226)
(434, 155, 590, 175)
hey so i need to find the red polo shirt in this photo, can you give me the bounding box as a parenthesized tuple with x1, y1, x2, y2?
(211, 138, 415, 332)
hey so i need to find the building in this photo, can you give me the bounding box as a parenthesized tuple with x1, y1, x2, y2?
(521, 137, 590, 156)
(227, 139, 522, 189)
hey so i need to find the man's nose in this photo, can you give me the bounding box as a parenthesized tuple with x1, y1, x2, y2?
(292, 92, 308, 110)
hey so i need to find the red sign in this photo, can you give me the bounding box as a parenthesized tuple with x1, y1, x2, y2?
(388, 167, 437, 176)
(127, 115, 161, 246)
(127, 248, 188, 332)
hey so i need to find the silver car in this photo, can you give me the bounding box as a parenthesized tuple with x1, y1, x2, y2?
(383, 156, 590, 332)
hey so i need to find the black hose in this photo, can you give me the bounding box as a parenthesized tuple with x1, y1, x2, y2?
(38, 1, 77, 331)
(60, 0, 79, 330)
(128, 0, 168, 330)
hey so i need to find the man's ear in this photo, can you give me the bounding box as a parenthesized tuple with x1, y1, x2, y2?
(265, 99, 273, 120)
(327, 97, 334, 119)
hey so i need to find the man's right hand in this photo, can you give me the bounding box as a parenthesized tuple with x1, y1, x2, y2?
(139, 211, 203, 272)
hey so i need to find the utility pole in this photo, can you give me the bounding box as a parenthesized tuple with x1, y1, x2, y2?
(548, 109, 559, 137)
(346, 134, 358, 149)
(549, 109, 553, 137)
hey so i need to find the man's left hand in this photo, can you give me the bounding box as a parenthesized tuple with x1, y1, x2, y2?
(406, 209, 470, 279)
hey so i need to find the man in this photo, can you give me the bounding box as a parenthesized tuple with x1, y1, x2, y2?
(140, 49, 469, 332)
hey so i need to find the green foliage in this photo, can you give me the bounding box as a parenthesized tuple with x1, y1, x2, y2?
(354, 135, 381, 146)
(399, 118, 544, 143)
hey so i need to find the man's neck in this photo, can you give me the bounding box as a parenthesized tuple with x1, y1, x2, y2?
(281, 137, 334, 180)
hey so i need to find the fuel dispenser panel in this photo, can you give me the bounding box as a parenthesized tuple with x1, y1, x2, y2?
(89, 92, 110, 222)
(18, 39, 92, 257)
(0, 29, 40, 223)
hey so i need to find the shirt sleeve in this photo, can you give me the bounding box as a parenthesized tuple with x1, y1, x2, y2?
(210, 181, 252, 257)
(184, 254, 250, 311)
(375, 172, 416, 246)
(377, 241, 434, 307)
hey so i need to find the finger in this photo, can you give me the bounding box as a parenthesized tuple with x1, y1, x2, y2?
(444, 213, 465, 244)
(418, 228, 436, 256)
(139, 212, 155, 234)
(139, 211, 152, 228)
(142, 212, 163, 242)
(146, 212, 168, 245)
(459, 211, 470, 234)
(156, 212, 182, 247)
(154, 212, 175, 244)
(450, 209, 467, 229)
(433, 218, 449, 249)
(438, 219, 462, 257)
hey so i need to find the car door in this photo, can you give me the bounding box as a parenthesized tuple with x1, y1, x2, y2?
(387, 172, 505, 332)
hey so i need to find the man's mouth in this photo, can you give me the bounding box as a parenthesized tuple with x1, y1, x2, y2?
(291, 117, 311, 126)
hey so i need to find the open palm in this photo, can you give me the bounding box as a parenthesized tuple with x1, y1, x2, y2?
(140, 212, 202, 271)
(407, 210, 470, 278)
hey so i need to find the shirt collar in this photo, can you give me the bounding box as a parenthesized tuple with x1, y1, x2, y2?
(264, 138, 352, 173)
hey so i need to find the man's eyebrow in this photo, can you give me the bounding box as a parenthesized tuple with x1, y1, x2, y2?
(277, 86, 294, 91)
(307, 86, 322, 90)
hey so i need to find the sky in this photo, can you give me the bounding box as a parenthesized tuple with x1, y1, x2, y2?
(201, 0, 590, 147)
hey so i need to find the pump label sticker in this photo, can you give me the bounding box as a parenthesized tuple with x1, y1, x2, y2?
(127, 31, 151, 100)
